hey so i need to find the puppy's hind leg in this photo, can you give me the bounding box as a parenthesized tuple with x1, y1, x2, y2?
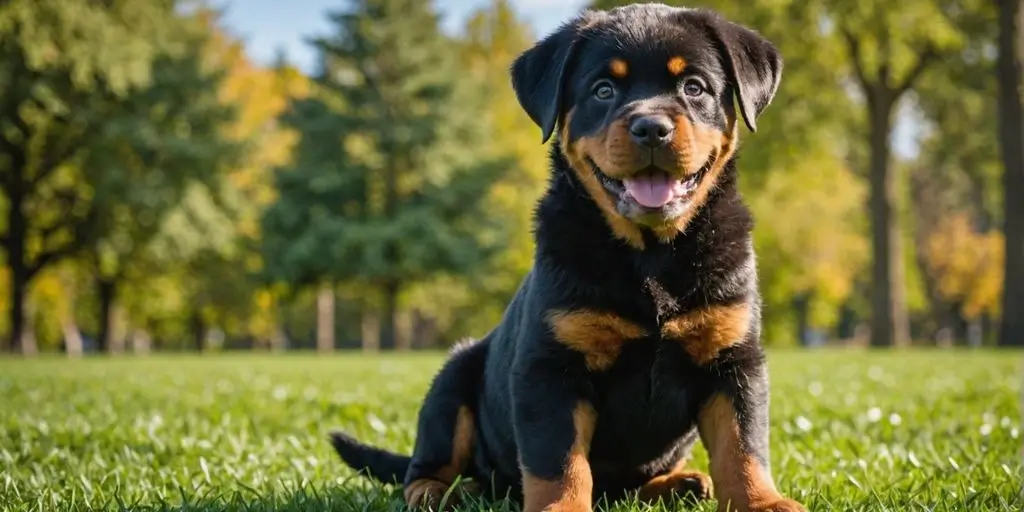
(404, 337, 488, 510)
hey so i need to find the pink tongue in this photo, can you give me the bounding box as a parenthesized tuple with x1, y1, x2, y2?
(624, 173, 675, 208)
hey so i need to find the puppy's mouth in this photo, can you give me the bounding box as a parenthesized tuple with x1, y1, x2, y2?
(621, 169, 701, 208)
(592, 161, 706, 221)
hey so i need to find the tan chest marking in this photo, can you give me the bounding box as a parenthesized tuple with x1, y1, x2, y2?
(661, 303, 752, 365)
(547, 309, 647, 371)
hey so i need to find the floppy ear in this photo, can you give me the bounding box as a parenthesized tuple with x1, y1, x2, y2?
(709, 18, 783, 132)
(510, 14, 593, 144)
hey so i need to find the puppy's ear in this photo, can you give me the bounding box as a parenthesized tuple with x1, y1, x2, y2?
(510, 13, 594, 144)
(708, 16, 783, 132)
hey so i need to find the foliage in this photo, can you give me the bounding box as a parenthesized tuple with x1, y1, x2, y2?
(261, 0, 511, 347)
(0, 0, 243, 351)
(0, 351, 1020, 510)
(414, 0, 546, 339)
(924, 214, 1004, 320)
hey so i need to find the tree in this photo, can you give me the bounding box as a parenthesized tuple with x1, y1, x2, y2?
(0, 0, 211, 352)
(424, 0, 544, 339)
(94, 18, 308, 354)
(911, 4, 1000, 342)
(828, 0, 967, 347)
(141, 24, 308, 353)
(997, 0, 1024, 346)
(261, 0, 510, 350)
(83, 10, 243, 352)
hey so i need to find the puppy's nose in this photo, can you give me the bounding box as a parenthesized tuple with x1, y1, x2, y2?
(629, 115, 674, 148)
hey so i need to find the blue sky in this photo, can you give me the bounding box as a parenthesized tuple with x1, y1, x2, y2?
(217, 0, 586, 73)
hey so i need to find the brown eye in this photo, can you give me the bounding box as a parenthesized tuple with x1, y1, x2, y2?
(593, 81, 616, 100)
(683, 79, 705, 97)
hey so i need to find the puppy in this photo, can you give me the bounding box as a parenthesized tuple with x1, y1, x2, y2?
(330, 4, 804, 512)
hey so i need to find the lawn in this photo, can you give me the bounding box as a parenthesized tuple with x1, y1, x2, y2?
(0, 349, 1021, 511)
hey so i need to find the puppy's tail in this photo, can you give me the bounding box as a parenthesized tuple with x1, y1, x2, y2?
(328, 431, 410, 484)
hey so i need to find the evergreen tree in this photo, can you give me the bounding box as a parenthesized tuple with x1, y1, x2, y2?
(261, 0, 510, 350)
(449, 0, 547, 338)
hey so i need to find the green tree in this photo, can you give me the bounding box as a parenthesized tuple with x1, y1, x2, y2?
(0, 0, 212, 352)
(261, 0, 510, 350)
(138, 28, 309, 353)
(427, 0, 544, 339)
(84, 10, 243, 352)
(828, 0, 967, 347)
(996, 0, 1024, 346)
(910, 3, 1000, 342)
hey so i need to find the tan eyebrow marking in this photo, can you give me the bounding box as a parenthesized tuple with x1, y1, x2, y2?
(609, 58, 629, 78)
(667, 56, 687, 76)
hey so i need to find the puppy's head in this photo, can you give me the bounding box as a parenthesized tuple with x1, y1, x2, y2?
(511, 4, 782, 245)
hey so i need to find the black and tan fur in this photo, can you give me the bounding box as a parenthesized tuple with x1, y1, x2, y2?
(329, 4, 804, 512)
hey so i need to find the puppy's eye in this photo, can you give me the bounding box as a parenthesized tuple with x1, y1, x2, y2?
(683, 79, 706, 97)
(593, 81, 616, 100)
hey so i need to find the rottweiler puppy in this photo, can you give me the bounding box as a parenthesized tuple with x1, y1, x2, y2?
(329, 4, 805, 512)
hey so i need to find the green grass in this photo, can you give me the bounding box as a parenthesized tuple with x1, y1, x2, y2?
(0, 349, 1021, 511)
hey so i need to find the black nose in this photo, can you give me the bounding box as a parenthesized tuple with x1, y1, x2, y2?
(629, 116, 674, 148)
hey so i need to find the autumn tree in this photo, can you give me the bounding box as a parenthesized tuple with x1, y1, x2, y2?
(0, 0, 218, 352)
(261, 0, 510, 350)
(827, 1, 969, 347)
(996, 0, 1024, 346)
(922, 213, 1003, 343)
(911, 2, 1000, 342)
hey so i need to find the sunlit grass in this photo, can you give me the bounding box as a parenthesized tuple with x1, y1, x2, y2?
(0, 349, 1021, 511)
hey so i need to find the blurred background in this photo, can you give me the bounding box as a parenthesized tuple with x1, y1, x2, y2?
(0, 0, 1021, 356)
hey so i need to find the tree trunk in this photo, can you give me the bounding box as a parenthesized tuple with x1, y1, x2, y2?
(59, 268, 84, 357)
(131, 328, 152, 355)
(6, 175, 28, 353)
(20, 298, 38, 355)
(9, 264, 28, 354)
(951, 303, 969, 345)
(411, 308, 439, 349)
(836, 300, 857, 341)
(998, 0, 1024, 346)
(191, 309, 206, 352)
(270, 322, 289, 352)
(316, 284, 335, 353)
(361, 308, 380, 352)
(379, 280, 400, 350)
(909, 168, 944, 345)
(867, 90, 910, 347)
(395, 309, 413, 351)
(63, 317, 84, 357)
(793, 294, 811, 347)
(96, 278, 118, 353)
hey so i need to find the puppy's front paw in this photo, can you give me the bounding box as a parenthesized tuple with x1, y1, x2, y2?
(541, 503, 592, 512)
(752, 498, 806, 512)
(405, 479, 461, 511)
(637, 469, 713, 503)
